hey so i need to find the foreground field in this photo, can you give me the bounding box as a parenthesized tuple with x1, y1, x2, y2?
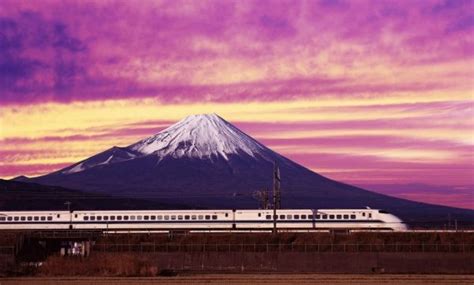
(1, 232, 473, 276)
(1, 274, 473, 285)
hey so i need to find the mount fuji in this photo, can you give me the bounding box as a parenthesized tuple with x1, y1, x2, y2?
(23, 113, 474, 225)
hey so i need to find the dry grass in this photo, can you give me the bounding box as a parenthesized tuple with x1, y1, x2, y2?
(1, 274, 474, 285)
(96, 232, 474, 246)
(39, 253, 161, 277)
(2, 232, 472, 278)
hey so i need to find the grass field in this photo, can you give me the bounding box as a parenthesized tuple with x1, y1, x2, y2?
(1, 274, 473, 285)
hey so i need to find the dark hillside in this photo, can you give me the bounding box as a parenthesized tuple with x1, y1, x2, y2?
(0, 179, 186, 211)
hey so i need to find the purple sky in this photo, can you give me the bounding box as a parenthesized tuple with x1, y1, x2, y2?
(1, 0, 473, 209)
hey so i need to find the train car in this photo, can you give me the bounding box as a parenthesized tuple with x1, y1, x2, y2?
(0, 208, 407, 232)
(71, 209, 233, 231)
(0, 211, 71, 230)
(234, 209, 407, 231)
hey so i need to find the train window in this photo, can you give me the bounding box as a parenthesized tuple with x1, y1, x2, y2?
(287, 215, 292, 219)
(144, 216, 149, 220)
(158, 215, 164, 220)
(279, 215, 285, 219)
(258, 213, 261, 217)
(301, 215, 307, 219)
(368, 213, 372, 218)
(336, 215, 342, 219)
(130, 216, 136, 221)
(315, 215, 320, 219)
(350, 215, 356, 219)
(205, 215, 210, 220)
(57, 214, 60, 218)
(7, 217, 12, 221)
(343, 215, 349, 219)
(14, 217, 19, 221)
(294, 215, 299, 219)
(164, 215, 169, 220)
(0, 217, 5, 221)
(21, 217, 26, 221)
(362, 213, 366, 216)
(137, 216, 142, 220)
(198, 215, 204, 220)
(225, 213, 228, 217)
(103, 216, 109, 221)
(329, 215, 335, 219)
(97, 216, 102, 221)
(40, 217, 45, 221)
(178, 215, 183, 220)
(123, 216, 129, 221)
(322, 215, 327, 219)
(171, 215, 176, 220)
(266, 215, 271, 220)
(191, 215, 197, 220)
(150, 216, 156, 220)
(27, 216, 32, 221)
(212, 215, 217, 220)
(74, 214, 78, 218)
(117, 216, 122, 221)
(47, 216, 52, 221)
(110, 216, 115, 220)
(184, 215, 190, 220)
(90, 216, 96, 221)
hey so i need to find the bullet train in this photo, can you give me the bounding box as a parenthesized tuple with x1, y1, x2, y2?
(0, 208, 407, 232)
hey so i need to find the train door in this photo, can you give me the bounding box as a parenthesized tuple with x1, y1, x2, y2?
(232, 209, 236, 230)
(69, 210, 74, 230)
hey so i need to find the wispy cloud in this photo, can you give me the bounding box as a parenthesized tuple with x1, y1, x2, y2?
(0, 0, 472, 104)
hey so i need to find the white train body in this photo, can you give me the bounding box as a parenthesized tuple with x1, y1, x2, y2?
(0, 209, 407, 232)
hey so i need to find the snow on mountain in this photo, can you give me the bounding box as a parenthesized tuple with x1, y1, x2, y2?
(61, 146, 139, 175)
(128, 113, 270, 160)
(59, 114, 277, 175)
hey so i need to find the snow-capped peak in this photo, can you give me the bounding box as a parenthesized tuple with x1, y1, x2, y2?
(128, 113, 268, 160)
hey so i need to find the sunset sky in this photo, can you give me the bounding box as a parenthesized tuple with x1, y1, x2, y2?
(0, 0, 473, 209)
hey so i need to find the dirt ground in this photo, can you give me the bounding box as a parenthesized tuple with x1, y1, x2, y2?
(1, 274, 473, 285)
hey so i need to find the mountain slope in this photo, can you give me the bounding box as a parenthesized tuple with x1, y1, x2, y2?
(24, 114, 474, 226)
(0, 179, 185, 211)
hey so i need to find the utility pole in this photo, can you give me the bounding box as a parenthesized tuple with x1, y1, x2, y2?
(65, 201, 72, 212)
(263, 188, 269, 209)
(273, 162, 281, 234)
(253, 189, 269, 209)
(65, 201, 72, 230)
(275, 165, 281, 209)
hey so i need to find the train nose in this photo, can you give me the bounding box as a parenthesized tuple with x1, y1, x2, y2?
(387, 214, 408, 231)
(396, 222, 408, 231)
